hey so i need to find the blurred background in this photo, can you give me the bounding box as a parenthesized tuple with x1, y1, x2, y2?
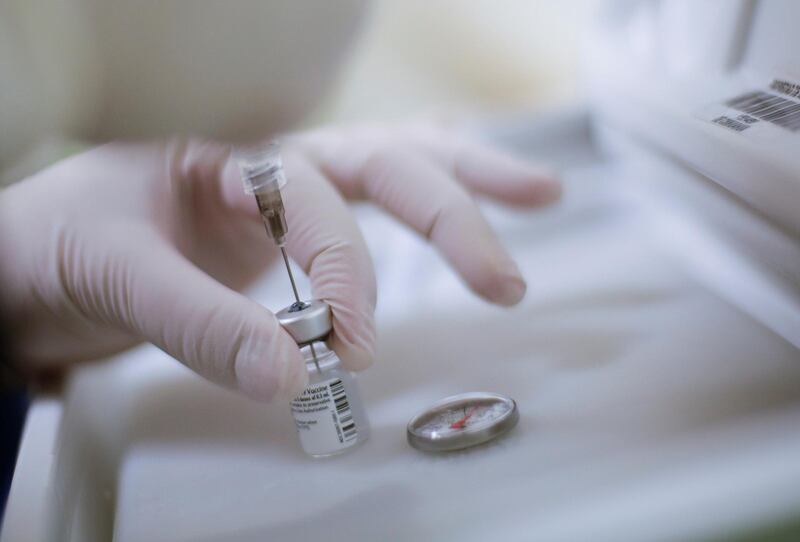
(0, 0, 600, 185)
(313, 0, 599, 124)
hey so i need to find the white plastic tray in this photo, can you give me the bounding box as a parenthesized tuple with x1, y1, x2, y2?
(5, 114, 800, 542)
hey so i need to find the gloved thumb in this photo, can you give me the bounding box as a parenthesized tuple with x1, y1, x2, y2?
(74, 225, 308, 402)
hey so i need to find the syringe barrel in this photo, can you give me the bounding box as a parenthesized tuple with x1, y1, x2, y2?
(255, 189, 288, 246)
(235, 141, 289, 246)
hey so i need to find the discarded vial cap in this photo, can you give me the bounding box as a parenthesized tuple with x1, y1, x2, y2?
(276, 299, 332, 345)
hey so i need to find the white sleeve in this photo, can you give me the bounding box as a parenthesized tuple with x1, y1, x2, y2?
(0, 0, 366, 176)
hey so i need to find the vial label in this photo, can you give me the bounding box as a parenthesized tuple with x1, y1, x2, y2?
(291, 377, 358, 454)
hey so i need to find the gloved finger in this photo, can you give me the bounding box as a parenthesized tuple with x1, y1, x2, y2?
(345, 145, 526, 306)
(292, 125, 561, 208)
(169, 140, 278, 291)
(405, 125, 562, 207)
(67, 224, 307, 402)
(206, 141, 376, 370)
(280, 152, 377, 371)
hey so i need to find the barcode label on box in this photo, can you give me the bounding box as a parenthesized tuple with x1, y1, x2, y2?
(725, 89, 800, 131)
(697, 77, 800, 139)
(712, 115, 751, 132)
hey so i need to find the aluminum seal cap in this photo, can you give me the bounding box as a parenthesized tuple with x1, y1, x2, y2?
(275, 299, 332, 345)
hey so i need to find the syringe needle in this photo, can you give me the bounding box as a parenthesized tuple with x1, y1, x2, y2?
(280, 246, 321, 373)
(280, 246, 301, 304)
(308, 342, 321, 374)
(280, 246, 321, 370)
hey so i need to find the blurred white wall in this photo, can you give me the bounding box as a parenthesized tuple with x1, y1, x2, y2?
(0, 1, 599, 184)
(316, 0, 601, 123)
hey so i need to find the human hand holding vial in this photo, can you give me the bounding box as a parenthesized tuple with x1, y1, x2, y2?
(236, 141, 371, 457)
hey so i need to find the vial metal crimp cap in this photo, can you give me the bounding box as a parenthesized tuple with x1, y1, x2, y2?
(275, 299, 332, 345)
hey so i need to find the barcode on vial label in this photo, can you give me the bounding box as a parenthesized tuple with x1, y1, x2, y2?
(725, 90, 800, 132)
(330, 379, 357, 441)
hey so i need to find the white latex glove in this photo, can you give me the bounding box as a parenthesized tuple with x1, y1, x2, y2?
(0, 123, 560, 401)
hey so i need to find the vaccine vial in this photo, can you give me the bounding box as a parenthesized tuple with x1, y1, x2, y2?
(291, 342, 370, 457)
(277, 300, 370, 457)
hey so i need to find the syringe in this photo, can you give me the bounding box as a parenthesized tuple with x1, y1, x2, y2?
(235, 141, 321, 372)
(235, 141, 289, 246)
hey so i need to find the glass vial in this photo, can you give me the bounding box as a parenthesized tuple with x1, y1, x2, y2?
(290, 342, 370, 457)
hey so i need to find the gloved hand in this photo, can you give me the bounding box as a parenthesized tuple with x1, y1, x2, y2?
(0, 122, 560, 401)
